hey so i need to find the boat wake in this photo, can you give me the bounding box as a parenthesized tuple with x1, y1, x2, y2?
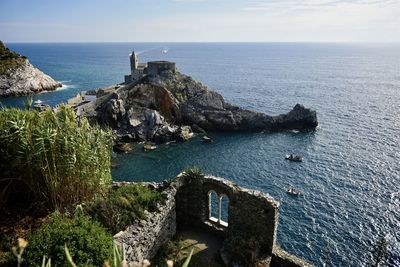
(58, 81, 76, 91)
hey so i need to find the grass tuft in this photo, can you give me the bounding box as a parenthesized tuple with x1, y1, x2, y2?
(85, 184, 162, 234)
(0, 105, 113, 211)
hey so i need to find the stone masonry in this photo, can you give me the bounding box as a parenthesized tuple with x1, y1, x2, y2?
(113, 182, 177, 262)
(113, 174, 313, 266)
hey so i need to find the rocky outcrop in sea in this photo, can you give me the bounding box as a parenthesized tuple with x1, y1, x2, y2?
(0, 41, 61, 97)
(70, 68, 318, 144)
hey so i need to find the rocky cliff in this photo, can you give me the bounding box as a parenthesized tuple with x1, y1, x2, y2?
(72, 69, 318, 143)
(0, 41, 61, 97)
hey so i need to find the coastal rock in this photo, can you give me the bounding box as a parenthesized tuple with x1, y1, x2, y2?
(0, 60, 62, 97)
(174, 125, 194, 141)
(0, 42, 61, 97)
(114, 142, 134, 153)
(71, 64, 318, 144)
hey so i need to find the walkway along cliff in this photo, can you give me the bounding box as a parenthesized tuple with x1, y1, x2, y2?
(68, 51, 318, 144)
(113, 173, 313, 267)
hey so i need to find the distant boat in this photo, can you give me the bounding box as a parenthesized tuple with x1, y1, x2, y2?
(162, 49, 168, 54)
(287, 187, 300, 196)
(33, 100, 43, 104)
(285, 154, 302, 162)
(202, 136, 213, 143)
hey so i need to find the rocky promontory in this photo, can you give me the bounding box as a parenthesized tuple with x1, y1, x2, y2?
(0, 41, 61, 97)
(70, 57, 318, 144)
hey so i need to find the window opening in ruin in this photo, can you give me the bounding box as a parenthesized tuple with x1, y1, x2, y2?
(220, 194, 229, 227)
(208, 191, 219, 223)
(208, 191, 229, 227)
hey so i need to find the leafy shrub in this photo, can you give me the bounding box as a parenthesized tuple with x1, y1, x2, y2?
(0, 105, 112, 211)
(25, 213, 113, 266)
(0, 41, 25, 75)
(86, 184, 162, 234)
(182, 166, 204, 180)
(0, 251, 15, 267)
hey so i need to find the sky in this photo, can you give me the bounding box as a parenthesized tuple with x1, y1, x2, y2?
(1, 0, 400, 42)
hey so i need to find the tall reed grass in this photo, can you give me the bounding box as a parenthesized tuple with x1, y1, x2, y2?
(0, 105, 112, 210)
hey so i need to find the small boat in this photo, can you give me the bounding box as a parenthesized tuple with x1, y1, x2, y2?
(285, 154, 302, 162)
(33, 100, 50, 112)
(287, 187, 300, 196)
(202, 136, 213, 144)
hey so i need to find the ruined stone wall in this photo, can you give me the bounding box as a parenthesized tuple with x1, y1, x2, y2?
(131, 69, 144, 81)
(146, 61, 176, 76)
(114, 175, 312, 266)
(113, 183, 177, 262)
(271, 247, 313, 267)
(176, 175, 279, 259)
(227, 186, 279, 256)
(175, 174, 206, 228)
(124, 74, 132, 84)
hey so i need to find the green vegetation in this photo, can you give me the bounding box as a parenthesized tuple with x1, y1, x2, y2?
(182, 166, 204, 180)
(0, 41, 26, 75)
(10, 237, 192, 267)
(86, 184, 162, 234)
(24, 214, 113, 267)
(0, 105, 112, 211)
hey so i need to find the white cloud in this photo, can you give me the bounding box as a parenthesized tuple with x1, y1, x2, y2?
(243, 0, 398, 11)
(232, 0, 400, 42)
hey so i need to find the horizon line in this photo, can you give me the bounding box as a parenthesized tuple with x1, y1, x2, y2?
(4, 41, 400, 45)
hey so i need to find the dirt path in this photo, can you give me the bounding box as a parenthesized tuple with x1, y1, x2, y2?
(177, 229, 225, 267)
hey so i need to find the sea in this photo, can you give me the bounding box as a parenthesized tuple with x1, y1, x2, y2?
(2, 42, 400, 267)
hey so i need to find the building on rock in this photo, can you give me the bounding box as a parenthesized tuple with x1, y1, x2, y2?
(124, 50, 176, 84)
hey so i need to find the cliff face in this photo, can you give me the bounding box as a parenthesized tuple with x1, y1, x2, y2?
(72, 70, 318, 143)
(0, 41, 61, 97)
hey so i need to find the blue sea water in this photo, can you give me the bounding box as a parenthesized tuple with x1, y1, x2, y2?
(3, 43, 400, 266)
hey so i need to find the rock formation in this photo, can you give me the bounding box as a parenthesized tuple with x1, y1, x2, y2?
(0, 41, 61, 97)
(71, 67, 318, 144)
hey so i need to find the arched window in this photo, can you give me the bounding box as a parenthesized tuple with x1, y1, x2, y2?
(219, 194, 229, 227)
(208, 191, 229, 227)
(208, 191, 219, 223)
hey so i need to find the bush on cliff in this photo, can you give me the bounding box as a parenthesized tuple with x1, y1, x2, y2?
(182, 166, 204, 180)
(0, 105, 112, 211)
(24, 213, 113, 266)
(86, 184, 162, 234)
(0, 41, 26, 75)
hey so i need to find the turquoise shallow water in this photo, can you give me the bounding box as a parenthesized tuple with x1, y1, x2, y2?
(3, 43, 400, 266)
